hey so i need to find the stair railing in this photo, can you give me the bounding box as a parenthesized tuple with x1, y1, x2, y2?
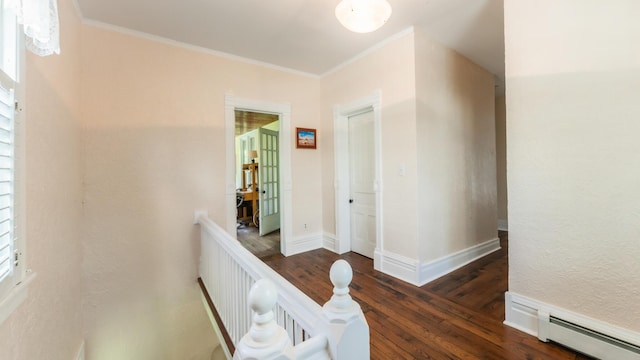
(196, 212, 369, 359)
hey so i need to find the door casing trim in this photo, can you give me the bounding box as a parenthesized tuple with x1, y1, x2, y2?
(225, 94, 292, 255)
(333, 91, 383, 270)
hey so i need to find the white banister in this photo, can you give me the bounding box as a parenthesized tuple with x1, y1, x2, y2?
(293, 336, 329, 360)
(234, 279, 294, 359)
(319, 260, 370, 359)
(196, 212, 369, 359)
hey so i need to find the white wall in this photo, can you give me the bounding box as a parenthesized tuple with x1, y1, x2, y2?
(414, 29, 498, 263)
(80, 25, 322, 359)
(505, 0, 640, 332)
(495, 96, 507, 228)
(321, 29, 497, 285)
(321, 30, 420, 259)
(0, 0, 85, 358)
(0, 3, 502, 359)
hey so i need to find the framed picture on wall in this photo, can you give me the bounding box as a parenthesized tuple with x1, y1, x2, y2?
(296, 128, 317, 149)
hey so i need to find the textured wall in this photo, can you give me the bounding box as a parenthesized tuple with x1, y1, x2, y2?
(80, 25, 321, 359)
(495, 96, 507, 225)
(414, 29, 498, 262)
(505, 0, 640, 331)
(0, 0, 85, 358)
(320, 29, 497, 265)
(320, 31, 420, 258)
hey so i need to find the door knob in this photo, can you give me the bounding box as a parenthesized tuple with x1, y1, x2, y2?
(349, 199, 354, 203)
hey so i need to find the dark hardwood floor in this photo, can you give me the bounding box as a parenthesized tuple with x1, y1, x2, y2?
(237, 225, 281, 259)
(263, 232, 593, 359)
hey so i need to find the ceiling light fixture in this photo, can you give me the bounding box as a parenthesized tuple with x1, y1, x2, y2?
(335, 0, 392, 34)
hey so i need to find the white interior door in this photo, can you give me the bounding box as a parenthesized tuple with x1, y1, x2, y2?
(258, 128, 280, 235)
(349, 110, 376, 258)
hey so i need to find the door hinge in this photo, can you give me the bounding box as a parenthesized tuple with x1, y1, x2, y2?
(14, 250, 19, 267)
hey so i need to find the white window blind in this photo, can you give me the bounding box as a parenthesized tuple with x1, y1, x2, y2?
(0, 0, 29, 326)
(0, 80, 14, 283)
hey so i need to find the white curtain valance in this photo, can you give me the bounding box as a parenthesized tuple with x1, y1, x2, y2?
(8, 0, 60, 56)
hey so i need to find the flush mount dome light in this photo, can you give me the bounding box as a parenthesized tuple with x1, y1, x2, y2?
(335, 0, 392, 33)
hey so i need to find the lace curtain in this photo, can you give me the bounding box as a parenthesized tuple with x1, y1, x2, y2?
(8, 0, 60, 56)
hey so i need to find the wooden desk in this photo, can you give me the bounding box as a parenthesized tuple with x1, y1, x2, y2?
(237, 190, 258, 226)
(238, 162, 259, 226)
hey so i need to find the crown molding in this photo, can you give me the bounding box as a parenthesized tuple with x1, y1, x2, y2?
(82, 19, 321, 79)
(321, 26, 415, 77)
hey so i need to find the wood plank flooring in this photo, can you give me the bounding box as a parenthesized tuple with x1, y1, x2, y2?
(263, 232, 593, 359)
(236, 225, 280, 259)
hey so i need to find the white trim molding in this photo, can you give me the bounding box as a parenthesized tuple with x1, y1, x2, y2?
(83, 21, 319, 79)
(286, 233, 324, 256)
(498, 219, 508, 231)
(379, 250, 420, 285)
(322, 27, 415, 77)
(505, 292, 640, 356)
(504, 292, 539, 337)
(71, 0, 83, 19)
(224, 95, 293, 256)
(322, 233, 337, 252)
(418, 237, 500, 286)
(377, 238, 500, 286)
(200, 291, 233, 360)
(333, 91, 384, 264)
(0, 272, 36, 326)
(75, 340, 86, 360)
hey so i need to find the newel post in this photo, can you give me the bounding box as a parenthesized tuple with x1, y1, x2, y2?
(319, 260, 370, 359)
(234, 279, 294, 360)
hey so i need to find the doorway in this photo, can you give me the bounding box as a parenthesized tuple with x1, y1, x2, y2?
(225, 95, 293, 256)
(348, 110, 376, 258)
(234, 111, 281, 258)
(334, 92, 383, 268)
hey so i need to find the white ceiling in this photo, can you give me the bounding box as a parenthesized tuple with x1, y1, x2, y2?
(76, 0, 504, 82)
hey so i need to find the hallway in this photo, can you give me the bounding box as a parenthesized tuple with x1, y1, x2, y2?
(236, 225, 281, 259)
(263, 232, 592, 359)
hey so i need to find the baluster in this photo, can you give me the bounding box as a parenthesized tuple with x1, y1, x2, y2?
(231, 261, 238, 337)
(234, 279, 294, 360)
(285, 313, 294, 343)
(241, 273, 248, 336)
(224, 253, 232, 340)
(319, 259, 370, 360)
(215, 248, 220, 298)
(276, 304, 284, 328)
(293, 322, 303, 345)
(232, 261, 237, 342)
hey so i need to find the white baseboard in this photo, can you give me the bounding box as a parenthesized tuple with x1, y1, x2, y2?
(504, 292, 539, 337)
(498, 219, 508, 231)
(200, 292, 233, 360)
(418, 237, 501, 286)
(376, 238, 501, 286)
(76, 340, 85, 360)
(379, 250, 420, 285)
(321, 231, 501, 288)
(373, 249, 383, 272)
(322, 233, 337, 252)
(505, 291, 640, 349)
(0, 272, 36, 327)
(285, 233, 323, 256)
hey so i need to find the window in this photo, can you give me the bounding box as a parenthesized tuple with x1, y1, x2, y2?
(0, 0, 28, 324)
(0, 70, 15, 287)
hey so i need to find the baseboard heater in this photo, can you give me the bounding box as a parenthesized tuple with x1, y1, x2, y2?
(538, 311, 640, 360)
